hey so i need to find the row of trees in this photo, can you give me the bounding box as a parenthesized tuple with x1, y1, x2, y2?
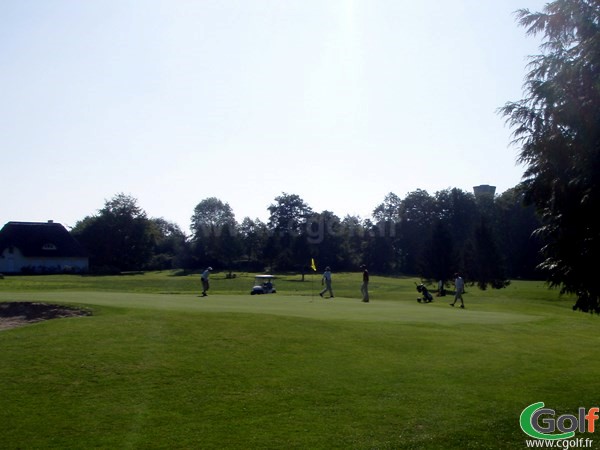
(73, 1, 600, 313)
(71, 188, 542, 290)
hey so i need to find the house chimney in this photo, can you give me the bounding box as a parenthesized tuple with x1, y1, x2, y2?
(48, 220, 54, 223)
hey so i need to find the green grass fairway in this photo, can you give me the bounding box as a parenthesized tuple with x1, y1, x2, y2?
(0, 273, 598, 449)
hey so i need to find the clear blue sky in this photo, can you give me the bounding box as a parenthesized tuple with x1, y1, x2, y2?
(1, 0, 547, 232)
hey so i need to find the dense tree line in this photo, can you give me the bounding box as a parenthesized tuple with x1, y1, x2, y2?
(70, 0, 600, 312)
(71, 188, 543, 290)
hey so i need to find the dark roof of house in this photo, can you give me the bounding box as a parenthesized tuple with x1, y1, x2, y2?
(0, 221, 88, 258)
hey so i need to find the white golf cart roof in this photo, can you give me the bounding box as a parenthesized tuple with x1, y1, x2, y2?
(254, 275, 276, 279)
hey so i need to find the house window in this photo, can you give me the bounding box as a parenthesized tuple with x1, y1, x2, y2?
(42, 243, 57, 251)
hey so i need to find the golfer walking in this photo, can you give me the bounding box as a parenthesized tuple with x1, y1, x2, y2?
(201, 267, 212, 297)
(361, 265, 370, 302)
(450, 273, 465, 308)
(319, 266, 334, 298)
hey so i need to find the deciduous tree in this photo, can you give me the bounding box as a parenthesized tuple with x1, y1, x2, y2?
(72, 193, 155, 272)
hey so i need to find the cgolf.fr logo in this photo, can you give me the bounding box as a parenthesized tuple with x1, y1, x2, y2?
(520, 402, 599, 440)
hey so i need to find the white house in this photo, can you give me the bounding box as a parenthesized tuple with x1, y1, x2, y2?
(0, 221, 88, 274)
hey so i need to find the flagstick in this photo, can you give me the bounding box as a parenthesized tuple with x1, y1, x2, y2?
(309, 258, 316, 302)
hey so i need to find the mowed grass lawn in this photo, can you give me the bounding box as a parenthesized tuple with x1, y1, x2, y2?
(1, 272, 599, 449)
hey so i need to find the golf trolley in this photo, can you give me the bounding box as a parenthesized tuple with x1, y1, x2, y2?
(416, 283, 433, 303)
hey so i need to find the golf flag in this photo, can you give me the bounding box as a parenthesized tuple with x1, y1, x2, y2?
(311, 258, 317, 272)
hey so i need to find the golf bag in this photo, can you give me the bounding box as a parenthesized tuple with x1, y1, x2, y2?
(416, 283, 433, 303)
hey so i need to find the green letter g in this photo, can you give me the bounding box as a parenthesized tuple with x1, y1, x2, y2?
(520, 402, 575, 441)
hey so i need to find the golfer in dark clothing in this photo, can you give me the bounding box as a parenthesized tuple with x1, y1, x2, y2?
(201, 267, 212, 296)
(361, 265, 369, 302)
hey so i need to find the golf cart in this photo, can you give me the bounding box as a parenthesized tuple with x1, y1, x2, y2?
(250, 275, 277, 295)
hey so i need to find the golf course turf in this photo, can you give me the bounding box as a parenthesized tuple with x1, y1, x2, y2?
(0, 272, 598, 449)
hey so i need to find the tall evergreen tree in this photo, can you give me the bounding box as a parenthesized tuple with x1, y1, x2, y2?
(500, 0, 600, 312)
